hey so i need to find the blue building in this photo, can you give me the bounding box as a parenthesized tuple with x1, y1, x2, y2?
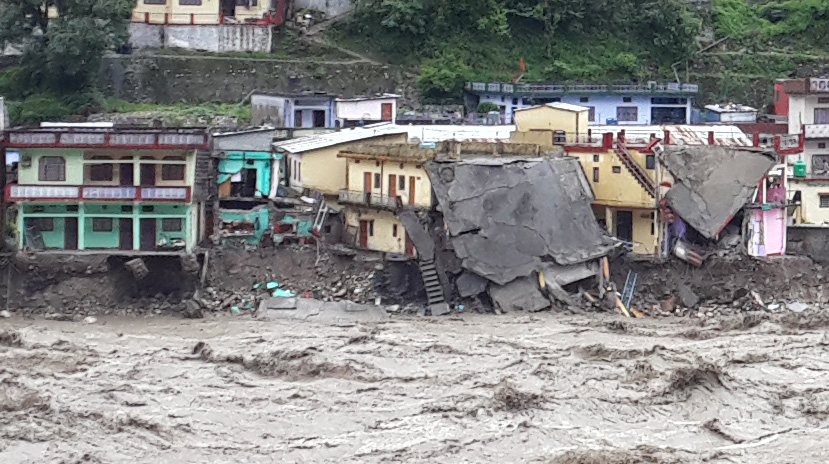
(466, 82, 698, 125)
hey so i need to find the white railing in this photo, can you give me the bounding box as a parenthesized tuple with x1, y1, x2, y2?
(469, 82, 699, 95)
(805, 124, 829, 139)
(141, 187, 189, 200)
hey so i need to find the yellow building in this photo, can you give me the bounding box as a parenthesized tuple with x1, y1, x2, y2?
(275, 127, 410, 197)
(132, 0, 273, 25)
(513, 103, 591, 137)
(336, 144, 434, 255)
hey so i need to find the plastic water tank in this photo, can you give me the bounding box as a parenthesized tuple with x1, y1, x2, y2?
(794, 160, 808, 178)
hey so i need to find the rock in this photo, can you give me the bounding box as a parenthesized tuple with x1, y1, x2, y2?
(677, 284, 700, 308)
(787, 302, 809, 313)
(0, 310, 10, 318)
(660, 295, 678, 312)
(430, 302, 451, 316)
(83, 316, 97, 324)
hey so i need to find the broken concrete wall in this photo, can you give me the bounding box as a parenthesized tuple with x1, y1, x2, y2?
(660, 146, 777, 239)
(787, 226, 829, 263)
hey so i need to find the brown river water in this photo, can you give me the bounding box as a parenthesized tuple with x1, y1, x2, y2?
(2, 309, 829, 463)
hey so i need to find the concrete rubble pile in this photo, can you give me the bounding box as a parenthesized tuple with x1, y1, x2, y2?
(427, 155, 616, 313)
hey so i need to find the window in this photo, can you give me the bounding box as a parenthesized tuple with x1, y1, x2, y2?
(592, 167, 599, 183)
(392, 224, 398, 237)
(144, 0, 165, 3)
(617, 107, 638, 122)
(142, 205, 155, 213)
(27, 218, 54, 232)
(821, 143, 827, 149)
(652, 97, 686, 104)
(92, 218, 113, 232)
(623, 97, 633, 103)
(588, 107, 595, 122)
(646, 155, 655, 170)
(162, 218, 183, 232)
(38, 156, 65, 182)
(819, 97, 829, 104)
(373, 173, 381, 188)
(593, 154, 600, 162)
(580, 97, 589, 103)
(815, 108, 829, 124)
(399, 176, 405, 190)
(161, 157, 185, 181)
(294, 110, 303, 128)
(512, 98, 518, 105)
(369, 221, 374, 236)
(121, 206, 133, 213)
(612, 166, 622, 174)
(179, 0, 201, 5)
(821, 195, 829, 208)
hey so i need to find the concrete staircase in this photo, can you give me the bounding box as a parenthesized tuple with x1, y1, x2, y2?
(419, 259, 446, 306)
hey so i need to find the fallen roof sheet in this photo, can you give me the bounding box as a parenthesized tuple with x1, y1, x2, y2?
(428, 157, 612, 285)
(660, 145, 777, 239)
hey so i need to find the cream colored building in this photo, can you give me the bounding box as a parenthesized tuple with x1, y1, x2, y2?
(132, 0, 273, 25)
(337, 144, 433, 255)
(274, 127, 410, 197)
(513, 103, 591, 138)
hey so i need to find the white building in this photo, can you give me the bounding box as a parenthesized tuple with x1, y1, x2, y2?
(703, 104, 758, 123)
(335, 94, 400, 127)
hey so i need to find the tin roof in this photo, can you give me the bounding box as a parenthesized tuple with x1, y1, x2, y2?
(273, 124, 409, 153)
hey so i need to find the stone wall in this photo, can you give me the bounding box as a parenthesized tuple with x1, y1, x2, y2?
(787, 226, 829, 263)
(129, 24, 273, 53)
(102, 54, 413, 104)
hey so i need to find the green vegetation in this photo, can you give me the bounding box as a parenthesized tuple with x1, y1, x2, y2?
(338, 0, 829, 104)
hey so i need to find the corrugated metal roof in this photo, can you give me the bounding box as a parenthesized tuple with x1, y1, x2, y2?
(274, 124, 409, 153)
(589, 124, 752, 146)
(402, 125, 515, 142)
(514, 102, 591, 113)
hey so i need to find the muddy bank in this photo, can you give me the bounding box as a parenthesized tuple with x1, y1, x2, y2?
(2, 311, 829, 462)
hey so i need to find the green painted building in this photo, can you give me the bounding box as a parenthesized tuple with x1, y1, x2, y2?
(3, 126, 208, 253)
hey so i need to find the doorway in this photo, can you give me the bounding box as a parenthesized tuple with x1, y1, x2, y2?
(140, 164, 156, 186)
(388, 174, 397, 199)
(405, 233, 415, 257)
(409, 176, 416, 206)
(120, 164, 134, 187)
(381, 103, 393, 121)
(312, 110, 326, 128)
(616, 210, 633, 243)
(140, 218, 156, 251)
(221, 0, 236, 18)
(119, 218, 133, 250)
(64, 217, 78, 250)
(359, 220, 370, 248)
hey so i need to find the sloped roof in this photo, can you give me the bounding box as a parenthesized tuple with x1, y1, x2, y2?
(428, 157, 612, 285)
(273, 124, 408, 153)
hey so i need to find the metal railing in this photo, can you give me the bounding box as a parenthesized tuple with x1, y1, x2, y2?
(338, 190, 403, 210)
(466, 82, 699, 95)
(7, 184, 191, 202)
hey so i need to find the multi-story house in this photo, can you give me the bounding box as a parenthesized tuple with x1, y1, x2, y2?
(251, 92, 337, 128)
(777, 78, 829, 226)
(130, 0, 287, 52)
(2, 125, 209, 254)
(466, 81, 698, 125)
(335, 94, 400, 128)
(336, 144, 432, 256)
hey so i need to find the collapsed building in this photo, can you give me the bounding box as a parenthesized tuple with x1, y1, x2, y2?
(657, 145, 783, 262)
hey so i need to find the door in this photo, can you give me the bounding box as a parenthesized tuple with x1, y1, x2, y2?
(140, 218, 156, 251)
(119, 164, 134, 186)
(616, 210, 634, 243)
(221, 0, 236, 18)
(140, 164, 155, 186)
(294, 109, 303, 128)
(405, 233, 415, 257)
(119, 218, 133, 250)
(388, 174, 397, 199)
(381, 103, 393, 121)
(409, 176, 416, 206)
(64, 218, 78, 250)
(359, 220, 370, 248)
(312, 110, 326, 128)
(363, 171, 372, 204)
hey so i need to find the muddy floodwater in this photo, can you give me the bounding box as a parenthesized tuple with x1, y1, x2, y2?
(3, 310, 829, 463)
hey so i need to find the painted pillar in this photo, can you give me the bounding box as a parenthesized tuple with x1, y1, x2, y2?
(17, 206, 24, 248)
(605, 207, 614, 235)
(133, 205, 141, 250)
(77, 203, 86, 250)
(184, 206, 192, 252)
(133, 160, 141, 187)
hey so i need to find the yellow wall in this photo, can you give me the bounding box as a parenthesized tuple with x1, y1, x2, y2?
(602, 207, 658, 255)
(132, 0, 270, 25)
(510, 130, 554, 148)
(792, 181, 829, 225)
(289, 133, 408, 195)
(344, 208, 408, 254)
(513, 106, 589, 134)
(571, 149, 658, 208)
(345, 158, 432, 208)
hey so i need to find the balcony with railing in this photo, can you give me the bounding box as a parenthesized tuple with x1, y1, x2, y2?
(465, 82, 700, 95)
(7, 185, 192, 202)
(805, 124, 829, 139)
(339, 190, 403, 210)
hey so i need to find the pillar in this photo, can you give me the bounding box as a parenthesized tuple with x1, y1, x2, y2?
(133, 205, 141, 250)
(77, 203, 85, 250)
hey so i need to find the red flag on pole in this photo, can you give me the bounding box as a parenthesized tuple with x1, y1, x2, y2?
(520, 57, 527, 73)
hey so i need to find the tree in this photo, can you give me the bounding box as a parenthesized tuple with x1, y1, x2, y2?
(0, 0, 134, 95)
